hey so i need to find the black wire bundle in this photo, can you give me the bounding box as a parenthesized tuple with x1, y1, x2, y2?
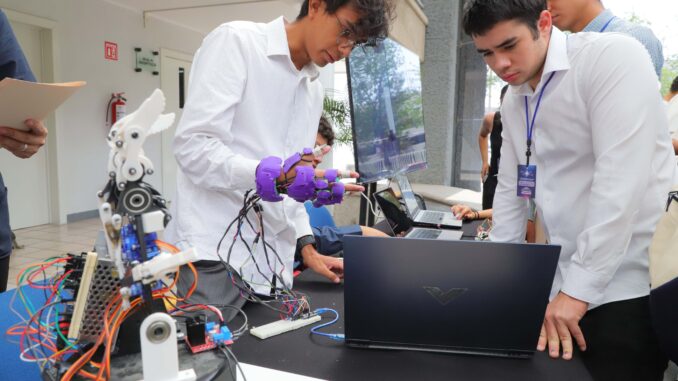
(215, 190, 310, 319)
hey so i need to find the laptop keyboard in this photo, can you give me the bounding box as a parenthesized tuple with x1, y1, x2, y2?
(408, 229, 441, 239)
(417, 211, 446, 223)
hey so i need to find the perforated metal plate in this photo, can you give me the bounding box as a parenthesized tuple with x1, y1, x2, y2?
(78, 255, 121, 343)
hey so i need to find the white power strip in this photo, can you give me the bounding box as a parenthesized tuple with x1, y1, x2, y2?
(250, 315, 322, 340)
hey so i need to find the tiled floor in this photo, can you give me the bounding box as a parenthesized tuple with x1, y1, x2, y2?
(7, 218, 101, 289)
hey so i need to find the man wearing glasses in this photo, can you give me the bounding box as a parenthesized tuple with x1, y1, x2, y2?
(165, 0, 393, 314)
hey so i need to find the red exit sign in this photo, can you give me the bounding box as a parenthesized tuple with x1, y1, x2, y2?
(105, 41, 118, 61)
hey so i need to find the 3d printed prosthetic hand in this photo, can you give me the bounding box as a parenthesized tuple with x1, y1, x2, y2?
(255, 148, 346, 206)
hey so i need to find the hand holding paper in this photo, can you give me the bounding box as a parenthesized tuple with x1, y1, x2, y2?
(0, 78, 85, 131)
(0, 119, 47, 158)
(0, 78, 85, 158)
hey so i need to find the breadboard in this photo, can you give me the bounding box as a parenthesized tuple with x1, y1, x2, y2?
(250, 315, 321, 339)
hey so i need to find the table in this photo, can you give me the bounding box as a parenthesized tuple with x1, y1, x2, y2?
(232, 271, 593, 381)
(1, 222, 593, 381)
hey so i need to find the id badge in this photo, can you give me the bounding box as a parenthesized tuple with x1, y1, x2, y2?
(517, 165, 537, 199)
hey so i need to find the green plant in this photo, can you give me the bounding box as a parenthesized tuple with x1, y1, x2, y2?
(322, 93, 353, 146)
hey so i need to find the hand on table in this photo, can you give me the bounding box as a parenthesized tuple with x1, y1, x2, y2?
(537, 292, 588, 360)
(300, 245, 344, 283)
(451, 204, 475, 220)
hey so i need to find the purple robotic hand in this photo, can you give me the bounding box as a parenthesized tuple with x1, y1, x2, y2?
(255, 156, 284, 202)
(255, 149, 346, 205)
(312, 169, 344, 207)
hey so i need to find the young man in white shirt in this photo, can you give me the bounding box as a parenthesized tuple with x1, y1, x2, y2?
(463, 0, 672, 379)
(166, 0, 393, 317)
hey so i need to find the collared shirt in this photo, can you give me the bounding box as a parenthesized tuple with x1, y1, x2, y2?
(583, 9, 663, 78)
(165, 17, 323, 294)
(490, 27, 673, 308)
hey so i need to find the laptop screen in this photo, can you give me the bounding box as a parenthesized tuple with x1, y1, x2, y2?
(373, 188, 412, 235)
(395, 175, 421, 216)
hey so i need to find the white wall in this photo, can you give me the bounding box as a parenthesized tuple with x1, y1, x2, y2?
(1, 0, 204, 223)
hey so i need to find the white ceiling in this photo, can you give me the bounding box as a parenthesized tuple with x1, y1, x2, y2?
(108, 0, 304, 35)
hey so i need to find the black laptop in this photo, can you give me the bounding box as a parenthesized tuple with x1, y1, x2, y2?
(394, 174, 462, 229)
(343, 236, 560, 358)
(373, 188, 463, 240)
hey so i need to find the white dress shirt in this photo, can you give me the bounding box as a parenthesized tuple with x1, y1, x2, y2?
(490, 27, 673, 308)
(165, 17, 323, 294)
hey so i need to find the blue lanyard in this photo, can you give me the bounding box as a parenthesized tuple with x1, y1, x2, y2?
(524, 72, 556, 165)
(599, 16, 616, 32)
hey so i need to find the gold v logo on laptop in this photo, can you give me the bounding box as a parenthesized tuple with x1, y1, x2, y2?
(423, 286, 468, 305)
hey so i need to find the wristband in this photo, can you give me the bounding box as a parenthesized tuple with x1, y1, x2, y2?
(255, 156, 283, 202)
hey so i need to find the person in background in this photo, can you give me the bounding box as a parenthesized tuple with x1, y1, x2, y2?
(450, 201, 536, 243)
(479, 84, 508, 210)
(665, 75, 678, 154)
(0, 10, 49, 292)
(547, 0, 663, 78)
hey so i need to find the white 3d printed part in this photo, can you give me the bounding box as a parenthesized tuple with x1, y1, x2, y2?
(250, 315, 322, 340)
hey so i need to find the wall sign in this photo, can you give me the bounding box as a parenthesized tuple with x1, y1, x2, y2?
(105, 41, 118, 61)
(134, 47, 159, 75)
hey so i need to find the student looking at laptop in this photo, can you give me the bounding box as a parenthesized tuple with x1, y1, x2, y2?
(463, 0, 671, 379)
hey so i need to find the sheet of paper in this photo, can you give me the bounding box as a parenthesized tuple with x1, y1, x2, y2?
(237, 363, 327, 381)
(0, 78, 86, 130)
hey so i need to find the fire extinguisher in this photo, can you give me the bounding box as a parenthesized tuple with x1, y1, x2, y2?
(106, 92, 127, 127)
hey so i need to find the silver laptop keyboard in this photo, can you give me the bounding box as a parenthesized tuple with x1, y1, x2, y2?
(408, 229, 441, 239)
(418, 211, 446, 223)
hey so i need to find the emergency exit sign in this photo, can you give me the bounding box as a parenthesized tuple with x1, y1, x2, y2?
(105, 41, 118, 61)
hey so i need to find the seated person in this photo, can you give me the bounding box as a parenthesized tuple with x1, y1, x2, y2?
(451, 201, 536, 243)
(301, 116, 387, 258)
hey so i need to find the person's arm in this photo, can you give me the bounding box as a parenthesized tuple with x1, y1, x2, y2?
(0, 11, 46, 159)
(173, 26, 258, 192)
(299, 244, 343, 282)
(479, 112, 495, 180)
(451, 204, 492, 220)
(562, 36, 664, 305)
(541, 35, 670, 361)
(0, 11, 35, 82)
(359, 225, 388, 237)
(488, 100, 529, 243)
(672, 139, 678, 155)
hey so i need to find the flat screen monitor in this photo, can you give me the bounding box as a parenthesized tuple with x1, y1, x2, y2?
(346, 38, 428, 183)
